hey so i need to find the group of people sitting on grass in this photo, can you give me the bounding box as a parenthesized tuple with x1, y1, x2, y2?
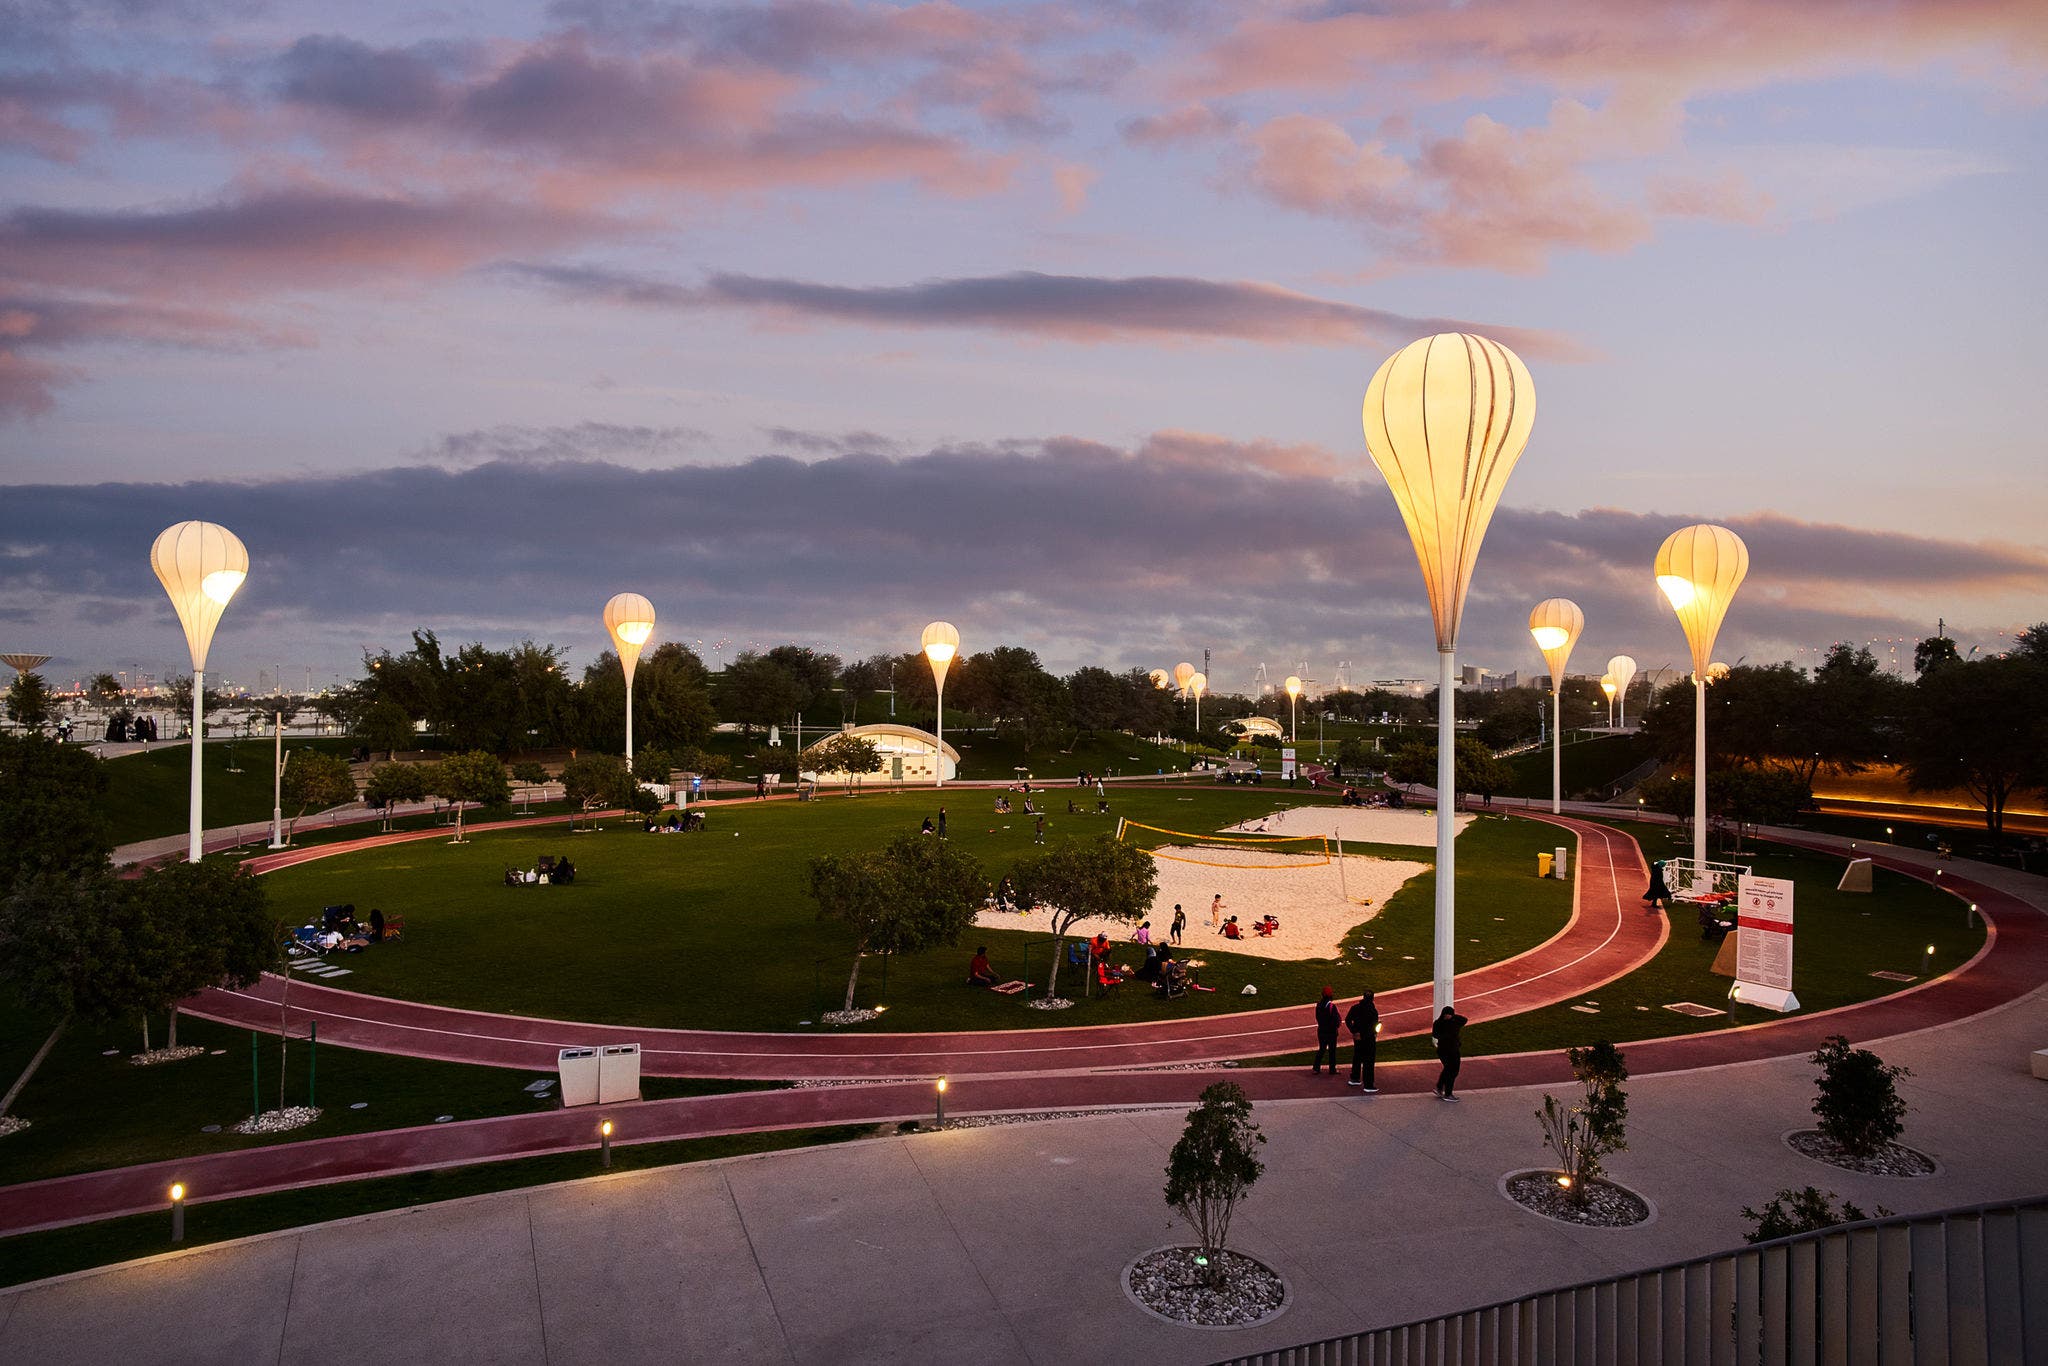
(644, 809, 706, 833)
(297, 904, 392, 953)
(1340, 786, 1396, 807)
(504, 854, 576, 887)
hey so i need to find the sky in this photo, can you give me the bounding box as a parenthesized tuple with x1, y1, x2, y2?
(3, 0, 2045, 695)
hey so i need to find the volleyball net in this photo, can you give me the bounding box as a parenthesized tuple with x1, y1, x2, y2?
(1114, 820, 1332, 870)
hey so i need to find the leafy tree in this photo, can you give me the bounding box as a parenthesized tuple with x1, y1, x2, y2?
(1913, 634, 1961, 676)
(1742, 1187, 1883, 1244)
(717, 650, 807, 737)
(2015, 622, 2048, 662)
(429, 750, 511, 842)
(5, 671, 54, 732)
(1718, 766, 1812, 843)
(362, 630, 446, 731)
(1065, 666, 1125, 733)
(364, 761, 431, 829)
(356, 698, 416, 758)
(0, 871, 125, 1118)
(1010, 836, 1156, 999)
(1335, 738, 1374, 773)
(122, 860, 273, 1052)
(1810, 1035, 1911, 1159)
(1536, 1041, 1630, 1206)
(807, 834, 986, 1012)
(1473, 687, 1543, 749)
(801, 733, 882, 792)
(86, 673, 125, 714)
(1901, 655, 2047, 839)
(560, 752, 636, 824)
(510, 759, 551, 811)
(1163, 1081, 1266, 1288)
(1382, 736, 1506, 806)
(0, 736, 113, 890)
(581, 644, 717, 754)
(280, 749, 357, 842)
(163, 674, 227, 731)
(955, 646, 1072, 753)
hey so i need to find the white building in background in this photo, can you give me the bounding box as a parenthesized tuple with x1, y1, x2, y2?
(801, 723, 960, 784)
(1224, 715, 1285, 740)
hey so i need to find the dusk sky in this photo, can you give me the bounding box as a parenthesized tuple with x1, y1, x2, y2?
(4, 0, 2045, 694)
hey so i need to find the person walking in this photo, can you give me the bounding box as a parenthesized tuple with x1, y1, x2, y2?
(1345, 989, 1380, 1091)
(1034, 813, 1045, 844)
(1431, 1005, 1467, 1100)
(937, 807, 948, 839)
(1642, 859, 1671, 912)
(1169, 904, 1185, 945)
(1312, 987, 1342, 1075)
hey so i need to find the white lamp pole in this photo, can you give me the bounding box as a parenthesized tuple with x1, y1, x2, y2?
(1529, 599, 1584, 815)
(269, 712, 288, 848)
(1655, 526, 1749, 874)
(921, 622, 958, 786)
(1284, 675, 1301, 744)
(1189, 671, 1206, 733)
(1607, 655, 1638, 730)
(1363, 333, 1536, 1013)
(603, 593, 656, 770)
(150, 521, 248, 864)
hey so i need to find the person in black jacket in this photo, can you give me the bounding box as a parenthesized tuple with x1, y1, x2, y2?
(1345, 990, 1380, 1091)
(1312, 986, 1342, 1075)
(1432, 1005, 1468, 1101)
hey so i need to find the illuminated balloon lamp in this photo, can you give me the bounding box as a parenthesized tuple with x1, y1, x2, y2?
(1655, 524, 1749, 874)
(1528, 598, 1584, 815)
(1363, 333, 1536, 1013)
(603, 593, 657, 769)
(1600, 675, 1617, 729)
(1189, 671, 1207, 732)
(1607, 654, 1638, 728)
(1148, 668, 1170, 690)
(922, 621, 959, 788)
(1173, 661, 1195, 694)
(1284, 674, 1302, 744)
(151, 521, 250, 863)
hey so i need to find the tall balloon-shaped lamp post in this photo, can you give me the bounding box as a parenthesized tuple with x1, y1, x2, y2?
(1148, 669, 1170, 691)
(1655, 526, 1748, 877)
(151, 521, 249, 863)
(1607, 655, 1638, 729)
(1600, 675, 1617, 729)
(1284, 675, 1301, 744)
(1528, 599, 1584, 814)
(603, 593, 656, 770)
(1189, 672, 1207, 733)
(922, 622, 958, 787)
(1363, 333, 1535, 1013)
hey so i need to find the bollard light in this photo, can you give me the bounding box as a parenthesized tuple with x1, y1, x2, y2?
(599, 1117, 613, 1168)
(1655, 524, 1749, 875)
(935, 1076, 948, 1126)
(169, 1182, 187, 1242)
(1529, 598, 1584, 815)
(151, 521, 249, 863)
(921, 622, 959, 788)
(1363, 332, 1536, 1014)
(603, 593, 656, 769)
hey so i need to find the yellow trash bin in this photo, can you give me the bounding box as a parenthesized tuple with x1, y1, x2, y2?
(1537, 852, 1554, 878)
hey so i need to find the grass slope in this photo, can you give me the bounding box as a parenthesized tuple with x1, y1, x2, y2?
(96, 738, 361, 847)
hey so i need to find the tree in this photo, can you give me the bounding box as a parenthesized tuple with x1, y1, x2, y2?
(5, 671, 54, 733)
(1536, 1041, 1630, 1206)
(1810, 1035, 1910, 1159)
(122, 860, 273, 1052)
(1065, 666, 1125, 733)
(1163, 1081, 1266, 1288)
(807, 834, 987, 1012)
(510, 759, 551, 812)
(1901, 656, 2048, 839)
(1382, 737, 1507, 806)
(1742, 1187, 1881, 1244)
(1009, 837, 1157, 999)
(356, 698, 416, 758)
(954, 646, 1072, 752)
(0, 736, 113, 890)
(1913, 634, 1961, 676)
(86, 673, 124, 715)
(801, 733, 882, 792)
(1718, 767, 1812, 844)
(718, 650, 807, 737)
(0, 871, 125, 1118)
(430, 750, 511, 842)
(163, 674, 226, 732)
(364, 761, 431, 830)
(280, 749, 357, 842)
(560, 752, 636, 826)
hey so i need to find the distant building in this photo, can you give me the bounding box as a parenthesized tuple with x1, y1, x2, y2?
(802, 722, 960, 784)
(1224, 715, 1285, 740)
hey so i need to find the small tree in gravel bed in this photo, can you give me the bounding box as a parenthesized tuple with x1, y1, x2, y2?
(1010, 836, 1156, 1000)
(1810, 1034, 1911, 1157)
(808, 834, 986, 1013)
(1164, 1081, 1265, 1289)
(1742, 1187, 1887, 1243)
(1536, 1040, 1630, 1205)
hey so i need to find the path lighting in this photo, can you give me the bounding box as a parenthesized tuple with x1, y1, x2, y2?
(151, 521, 249, 864)
(1362, 332, 1536, 1013)
(1173, 661, 1194, 693)
(599, 1117, 613, 1168)
(1600, 675, 1617, 729)
(936, 1076, 948, 1125)
(1654, 524, 1749, 876)
(1189, 672, 1207, 733)
(1607, 655, 1637, 729)
(1148, 669, 1170, 690)
(603, 593, 656, 769)
(921, 622, 959, 788)
(1529, 598, 1584, 815)
(1556, 1175, 1573, 1190)
(1284, 675, 1302, 743)
(169, 1182, 187, 1242)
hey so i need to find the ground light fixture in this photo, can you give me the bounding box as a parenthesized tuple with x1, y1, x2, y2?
(599, 1118, 614, 1168)
(1528, 598, 1585, 815)
(1607, 655, 1638, 728)
(1600, 675, 1617, 728)
(935, 1077, 948, 1125)
(1362, 332, 1536, 1013)
(921, 621, 959, 787)
(151, 520, 249, 864)
(169, 1182, 186, 1242)
(603, 593, 656, 769)
(1654, 524, 1749, 876)
(1285, 675, 1302, 743)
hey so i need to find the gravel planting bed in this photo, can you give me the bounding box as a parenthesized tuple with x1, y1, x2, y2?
(1503, 1170, 1653, 1228)
(1786, 1129, 1938, 1177)
(1026, 996, 1074, 1011)
(820, 1008, 880, 1026)
(1123, 1246, 1289, 1329)
(0, 1115, 29, 1139)
(938, 1106, 1163, 1130)
(129, 1045, 205, 1067)
(231, 1105, 323, 1136)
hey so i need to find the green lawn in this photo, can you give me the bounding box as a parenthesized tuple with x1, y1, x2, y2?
(96, 738, 362, 847)
(0, 1001, 780, 1187)
(257, 791, 1576, 1032)
(1500, 732, 1655, 801)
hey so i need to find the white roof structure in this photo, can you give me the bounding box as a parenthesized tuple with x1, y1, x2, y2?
(1225, 715, 1285, 738)
(803, 723, 961, 784)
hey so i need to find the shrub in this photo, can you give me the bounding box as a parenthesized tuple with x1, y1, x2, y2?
(1810, 1035, 1911, 1157)
(1164, 1082, 1266, 1288)
(1536, 1040, 1630, 1204)
(1742, 1187, 1886, 1243)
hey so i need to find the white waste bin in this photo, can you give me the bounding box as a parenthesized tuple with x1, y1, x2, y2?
(598, 1042, 642, 1103)
(1553, 846, 1569, 880)
(558, 1047, 601, 1107)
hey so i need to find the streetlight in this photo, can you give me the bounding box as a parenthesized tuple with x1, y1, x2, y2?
(1284, 675, 1301, 743)
(1148, 668, 1170, 690)
(1362, 332, 1536, 1014)
(603, 593, 656, 770)
(1607, 655, 1637, 729)
(921, 621, 958, 787)
(1655, 524, 1749, 878)
(1528, 598, 1584, 815)
(1189, 671, 1207, 733)
(150, 521, 249, 864)
(1600, 674, 1617, 729)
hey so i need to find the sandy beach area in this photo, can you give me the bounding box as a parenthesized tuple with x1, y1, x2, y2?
(1223, 803, 1470, 849)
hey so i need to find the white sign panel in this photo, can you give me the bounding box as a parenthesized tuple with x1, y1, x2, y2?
(1280, 747, 1297, 779)
(1733, 874, 1799, 1012)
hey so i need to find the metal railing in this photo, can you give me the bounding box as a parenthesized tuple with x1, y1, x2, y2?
(1215, 1196, 2048, 1366)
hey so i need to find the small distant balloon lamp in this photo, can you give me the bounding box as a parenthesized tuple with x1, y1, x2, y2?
(935, 1077, 947, 1126)
(170, 1182, 187, 1242)
(599, 1118, 613, 1169)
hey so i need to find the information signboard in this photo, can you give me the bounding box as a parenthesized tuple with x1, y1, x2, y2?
(1280, 747, 1297, 780)
(1732, 874, 1799, 1012)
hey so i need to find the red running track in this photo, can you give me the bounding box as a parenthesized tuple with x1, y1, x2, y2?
(4, 837, 2040, 1237)
(183, 813, 1661, 1079)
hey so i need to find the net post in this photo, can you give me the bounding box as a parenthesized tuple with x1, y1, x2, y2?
(1335, 829, 1349, 901)
(1116, 817, 1126, 840)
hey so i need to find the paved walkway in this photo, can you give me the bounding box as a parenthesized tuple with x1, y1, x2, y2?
(4, 981, 2043, 1365)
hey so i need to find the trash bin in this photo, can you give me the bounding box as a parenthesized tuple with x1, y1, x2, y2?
(558, 1047, 600, 1107)
(597, 1043, 641, 1103)
(1553, 846, 1570, 879)
(1537, 852, 1553, 877)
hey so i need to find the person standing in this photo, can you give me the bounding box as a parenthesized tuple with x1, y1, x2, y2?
(937, 807, 948, 839)
(1169, 904, 1185, 945)
(1312, 987, 1342, 1075)
(1432, 1005, 1467, 1101)
(1642, 860, 1671, 912)
(1345, 990, 1380, 1091)
(1034, 813, 1045, 844)
(1209, 893, 1226, 928)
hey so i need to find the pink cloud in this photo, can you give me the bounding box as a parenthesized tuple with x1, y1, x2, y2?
(0, 293, 311, 415)
(1120, 102, 1237, 147)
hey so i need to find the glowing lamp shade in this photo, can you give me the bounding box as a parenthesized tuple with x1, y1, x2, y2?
(1600, 675, 1617, 701)
(921, 620, 960, 676)
(1173, 661, 1195, 692)
(1527, 598, 1584, 685)
(1148, 668, 1170, 690)
(1708, 661, 1730, 683)
(1362, 333, 1536, 650)
(1284, 675, 1301, 699)
(1653, 524, 1748, 674)
(150, 521, 249, 672)
(1188, 671, 1206, 697)
(1606, 655, 1637, 697)
(603, 592, 657, 683)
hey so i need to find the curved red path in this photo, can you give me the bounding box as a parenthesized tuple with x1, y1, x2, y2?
(183, 813, 1659, 1078)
